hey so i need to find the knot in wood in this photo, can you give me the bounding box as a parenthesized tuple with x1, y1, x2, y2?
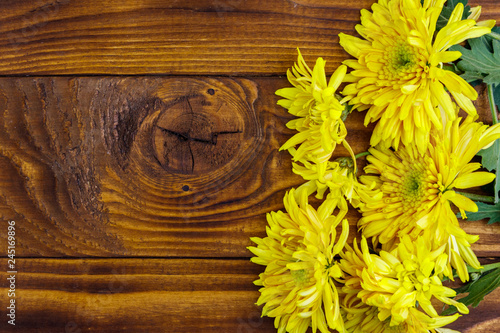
(153, 88, 243, 174)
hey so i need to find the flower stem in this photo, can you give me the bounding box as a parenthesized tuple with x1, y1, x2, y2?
(468, 262, 500, 274)
(442, 63, 460, 74)
(487, 84, 498, 125)
(355, 152, 370, 159)
(457, 191, 495, 203)
(488, 31, 500, 42)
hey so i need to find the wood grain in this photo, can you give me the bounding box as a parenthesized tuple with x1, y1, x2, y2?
(0, 77, 498, 258)
(0, 0, 497, 75)
(0, 0, 499, 331)
(0, 258, 274, 333)
(0, 258, 499, 332)
(0, 77, 295, 257)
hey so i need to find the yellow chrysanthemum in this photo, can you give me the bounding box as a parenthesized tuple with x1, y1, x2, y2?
(248, 189, 349, 333)
(339, 0, 495, 153)
(292, 157, 382, 211)
(276, 49, 352, 165)
(359, 115, 500, 281)
(338, 236, 466, 332)
(341, 296, 458, 333)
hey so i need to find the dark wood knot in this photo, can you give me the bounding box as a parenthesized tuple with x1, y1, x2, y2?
(153, 90, 243, 174)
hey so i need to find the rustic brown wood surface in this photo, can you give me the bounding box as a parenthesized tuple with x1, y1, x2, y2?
(0, 0, 498, 75)
(0, 0, 499, 332)
(0, 258, 499, 332)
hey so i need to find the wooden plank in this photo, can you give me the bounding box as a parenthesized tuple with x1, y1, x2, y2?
(0, 258, 499, 332)
(0, 77, 499, 257)
(0, 76, 361, 257)
(0, 0, 497, 75)
(448, 287, 500, 333)
(0, 258, 274, 332)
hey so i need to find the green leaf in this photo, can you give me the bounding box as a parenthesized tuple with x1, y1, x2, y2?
(477, 140, 500, 203)
(452, 38, 500, 86)
(478, 141, 500, 171)
(441, 268, 500, 315)
(436, 0, 471, 31)
(461, 201, 500, 224)
(460, 71, 485, 83)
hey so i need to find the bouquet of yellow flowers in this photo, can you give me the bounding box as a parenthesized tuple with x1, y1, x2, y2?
(248, 0, 500, 332)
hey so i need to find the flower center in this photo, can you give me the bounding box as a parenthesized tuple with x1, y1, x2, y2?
(400, 169, 426, 208)
(380, 154, 439, 222)
(392, 45, 415, 70)
(381, 39, 421, 82)
(335, 156, 355, 173)
(291, 268, 309, 287)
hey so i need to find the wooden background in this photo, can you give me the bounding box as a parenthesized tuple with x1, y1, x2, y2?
(0, 0, 499, 332)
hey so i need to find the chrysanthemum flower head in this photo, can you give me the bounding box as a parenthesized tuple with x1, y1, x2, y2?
(292, 157, 382, 211)
(339, 0, 495, 153)
(276, 49, 350, 165)
(338, 236, 467, 332)
(248, 189, 349, 333)
(341, 297, 459, 333)
(358, 115, 500, 281)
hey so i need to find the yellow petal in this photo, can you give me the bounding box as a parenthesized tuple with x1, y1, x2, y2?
(445, 192, 478, 212)
(339, 33, 370, 58)
(328, 65, 347, 92)
(477, 19, 497, 29)
(467, 5, 482, 21)
(434, 50, 462, 64)
(401, 84, 419, 94)
(447, 2, 464, 25)
(454, 172, 495, 189)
